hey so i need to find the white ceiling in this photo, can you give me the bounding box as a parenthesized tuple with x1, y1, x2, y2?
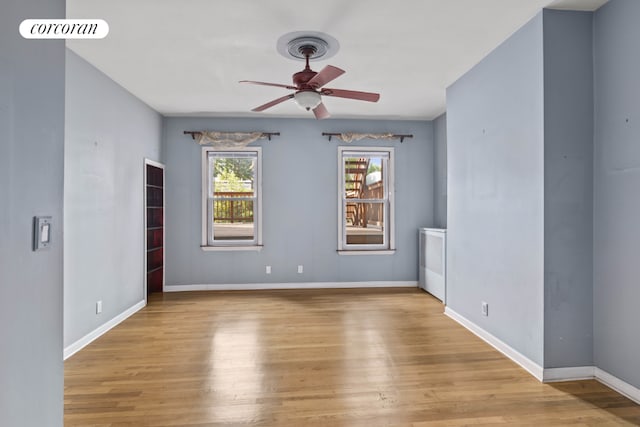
(66, 0, 608, 121)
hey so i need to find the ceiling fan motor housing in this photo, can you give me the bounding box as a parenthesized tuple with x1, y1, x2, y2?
(293, 68, 318, 89)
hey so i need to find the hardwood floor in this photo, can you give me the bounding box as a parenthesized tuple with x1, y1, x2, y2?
(64, 288, 640, 426)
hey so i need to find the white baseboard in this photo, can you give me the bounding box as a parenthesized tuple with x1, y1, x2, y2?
(596, 368, 640, 405)
(443, 307, 640, 404)
(63, 300, 146, 360)
(164, 281, 418, 292)
(543, 366, 595, 382)
(444, 307, 544, 381)
(544, 367, 640, 404)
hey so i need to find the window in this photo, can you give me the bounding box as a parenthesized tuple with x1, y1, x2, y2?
(338, 147, 394, 253)
(202, 148, 262, 249)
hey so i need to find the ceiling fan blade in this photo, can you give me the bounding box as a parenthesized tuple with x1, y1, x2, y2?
(321, 88, 380, 103)
(312, 102, 330, 120)
(252, 94, 294, 112)
(240, 80, 297, 90)
(307, 65, 345, 89)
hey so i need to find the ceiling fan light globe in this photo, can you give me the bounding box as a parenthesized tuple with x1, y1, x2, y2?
(294, 91, 321, 110)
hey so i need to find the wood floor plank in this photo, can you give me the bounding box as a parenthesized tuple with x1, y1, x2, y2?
(64, 288, 640, 426)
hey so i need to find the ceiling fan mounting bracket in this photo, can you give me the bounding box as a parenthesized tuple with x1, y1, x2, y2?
(277, 31, 340, 62)
(297, 45, 318, 58)
(287, 37, 327, 60)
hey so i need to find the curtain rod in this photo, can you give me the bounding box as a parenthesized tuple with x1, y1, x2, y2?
(183, 131, 280, 141)
(321, 132, 413, 143)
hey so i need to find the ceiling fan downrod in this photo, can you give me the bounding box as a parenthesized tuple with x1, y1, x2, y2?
(299, 45, 317, 71)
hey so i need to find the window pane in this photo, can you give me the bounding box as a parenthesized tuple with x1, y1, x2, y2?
(343, 156, 384, 199)
(213, 199, 254, 241)
(345, 201, 385, 245)
(212, 156, 256, 196)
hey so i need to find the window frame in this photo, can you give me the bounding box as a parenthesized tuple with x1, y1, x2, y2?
(337, 146, 395, 254)
(201, 146, 263, 251)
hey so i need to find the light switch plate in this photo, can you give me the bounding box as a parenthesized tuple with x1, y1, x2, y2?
(33, 216, 52, 251)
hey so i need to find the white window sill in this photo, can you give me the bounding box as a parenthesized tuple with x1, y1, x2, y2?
(201, 245, 263, 252)
(338, 250, 396, 256)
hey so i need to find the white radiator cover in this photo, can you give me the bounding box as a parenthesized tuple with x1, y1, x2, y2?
(419, 228, 447, 302)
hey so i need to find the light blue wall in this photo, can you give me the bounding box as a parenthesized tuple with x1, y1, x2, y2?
(433, 113, 447, 228)
(446, 9, 605, 370)
(0, 0, 65, 425)
(64, 49, 162, 348)
(447, 13, 545, 365)
(542, 10, 594, 368)
(163, 117, 433, 286)
(593, 0, 640, 389)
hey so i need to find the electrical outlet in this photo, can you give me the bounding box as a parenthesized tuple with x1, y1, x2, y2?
(265, 265, 271, 274)
(297, 265, 303, 274)
(481, 301, 489, 316)
(96, 300, 103, 314)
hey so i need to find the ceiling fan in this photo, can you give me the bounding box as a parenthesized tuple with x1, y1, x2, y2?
(240, 45, 380, 120)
